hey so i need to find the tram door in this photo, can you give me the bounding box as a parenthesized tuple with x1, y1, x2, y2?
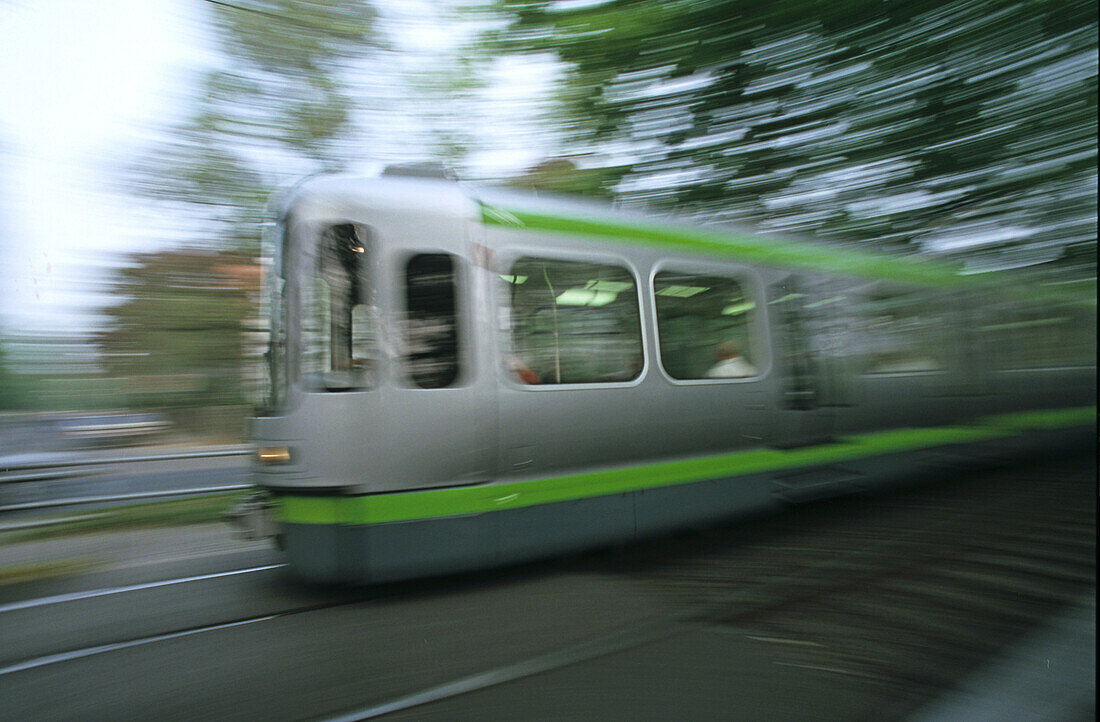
(767, 276, 839, 447)
(380, 250, 493, 490)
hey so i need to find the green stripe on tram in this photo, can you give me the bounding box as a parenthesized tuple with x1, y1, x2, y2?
(478, 203, 967, 289)
(276, 406, 1095, 526)
(277, 496, 340, 525)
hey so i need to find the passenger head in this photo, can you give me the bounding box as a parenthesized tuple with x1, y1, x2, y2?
(715, 341, 742, 360)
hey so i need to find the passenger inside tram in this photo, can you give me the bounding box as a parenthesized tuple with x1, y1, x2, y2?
(705, 341, 758, 378)
(505, 354, 541, 384)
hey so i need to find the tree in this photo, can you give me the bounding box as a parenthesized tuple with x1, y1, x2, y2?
(485, 0, 1097, 276)
(506, 157, 619, 197)
(114, 1, 383, 420)
(127, 0, 382, 255)
(96, 250, 257, 416)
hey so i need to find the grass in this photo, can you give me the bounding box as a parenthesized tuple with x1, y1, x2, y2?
(1, 492, 250, 543)
(0, 557, 100, 586)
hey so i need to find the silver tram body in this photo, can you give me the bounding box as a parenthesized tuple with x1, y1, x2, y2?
(249, 170, 1096, 584)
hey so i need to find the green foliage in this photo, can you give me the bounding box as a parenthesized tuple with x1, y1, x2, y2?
(485, 0, 1097, 278)
(0, 339, 27, 410)
(96, 251, 255, 412)
(505, 157, 620, 197)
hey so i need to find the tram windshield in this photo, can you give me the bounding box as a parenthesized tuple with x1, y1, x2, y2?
(300, 223, 377, 391)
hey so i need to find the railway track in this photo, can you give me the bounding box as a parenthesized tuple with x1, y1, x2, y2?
(612, 452, 1097, 712)
(1, 451, 1094, 720)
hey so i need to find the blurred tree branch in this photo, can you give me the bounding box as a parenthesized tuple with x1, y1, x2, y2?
(125, 0, 381, 255)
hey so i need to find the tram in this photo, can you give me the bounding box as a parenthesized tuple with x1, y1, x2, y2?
(243, 166, 1096, 583)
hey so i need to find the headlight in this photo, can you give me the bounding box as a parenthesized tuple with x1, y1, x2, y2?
(256, 446, 291, 465)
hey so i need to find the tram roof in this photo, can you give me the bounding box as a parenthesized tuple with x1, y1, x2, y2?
(471, 184, 967, 289)
(281, 172, 1094, 305)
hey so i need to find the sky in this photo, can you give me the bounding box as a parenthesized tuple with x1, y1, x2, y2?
(0, 0, 555, 339)
(0, 0, 216, 336)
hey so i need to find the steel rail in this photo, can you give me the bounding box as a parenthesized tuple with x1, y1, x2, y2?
(0, 564, 285, 614)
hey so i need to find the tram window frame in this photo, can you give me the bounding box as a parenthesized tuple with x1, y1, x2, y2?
(299, 222, 378, 392)
(499, 254, 645, 387)
(652, 267, 763, 383)
(402, 252, 463, 389)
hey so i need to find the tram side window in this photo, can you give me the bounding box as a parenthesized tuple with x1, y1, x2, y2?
(857, 289, 945, 374)
(404, 253, 460, 388)
(654, 271, 758, 380)
(503, 257, 642, 385)
(300, 223, 376, 391)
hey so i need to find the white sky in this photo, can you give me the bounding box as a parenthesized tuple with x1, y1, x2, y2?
(0, 0, 556, 338)
(0, 0, 213, 336)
